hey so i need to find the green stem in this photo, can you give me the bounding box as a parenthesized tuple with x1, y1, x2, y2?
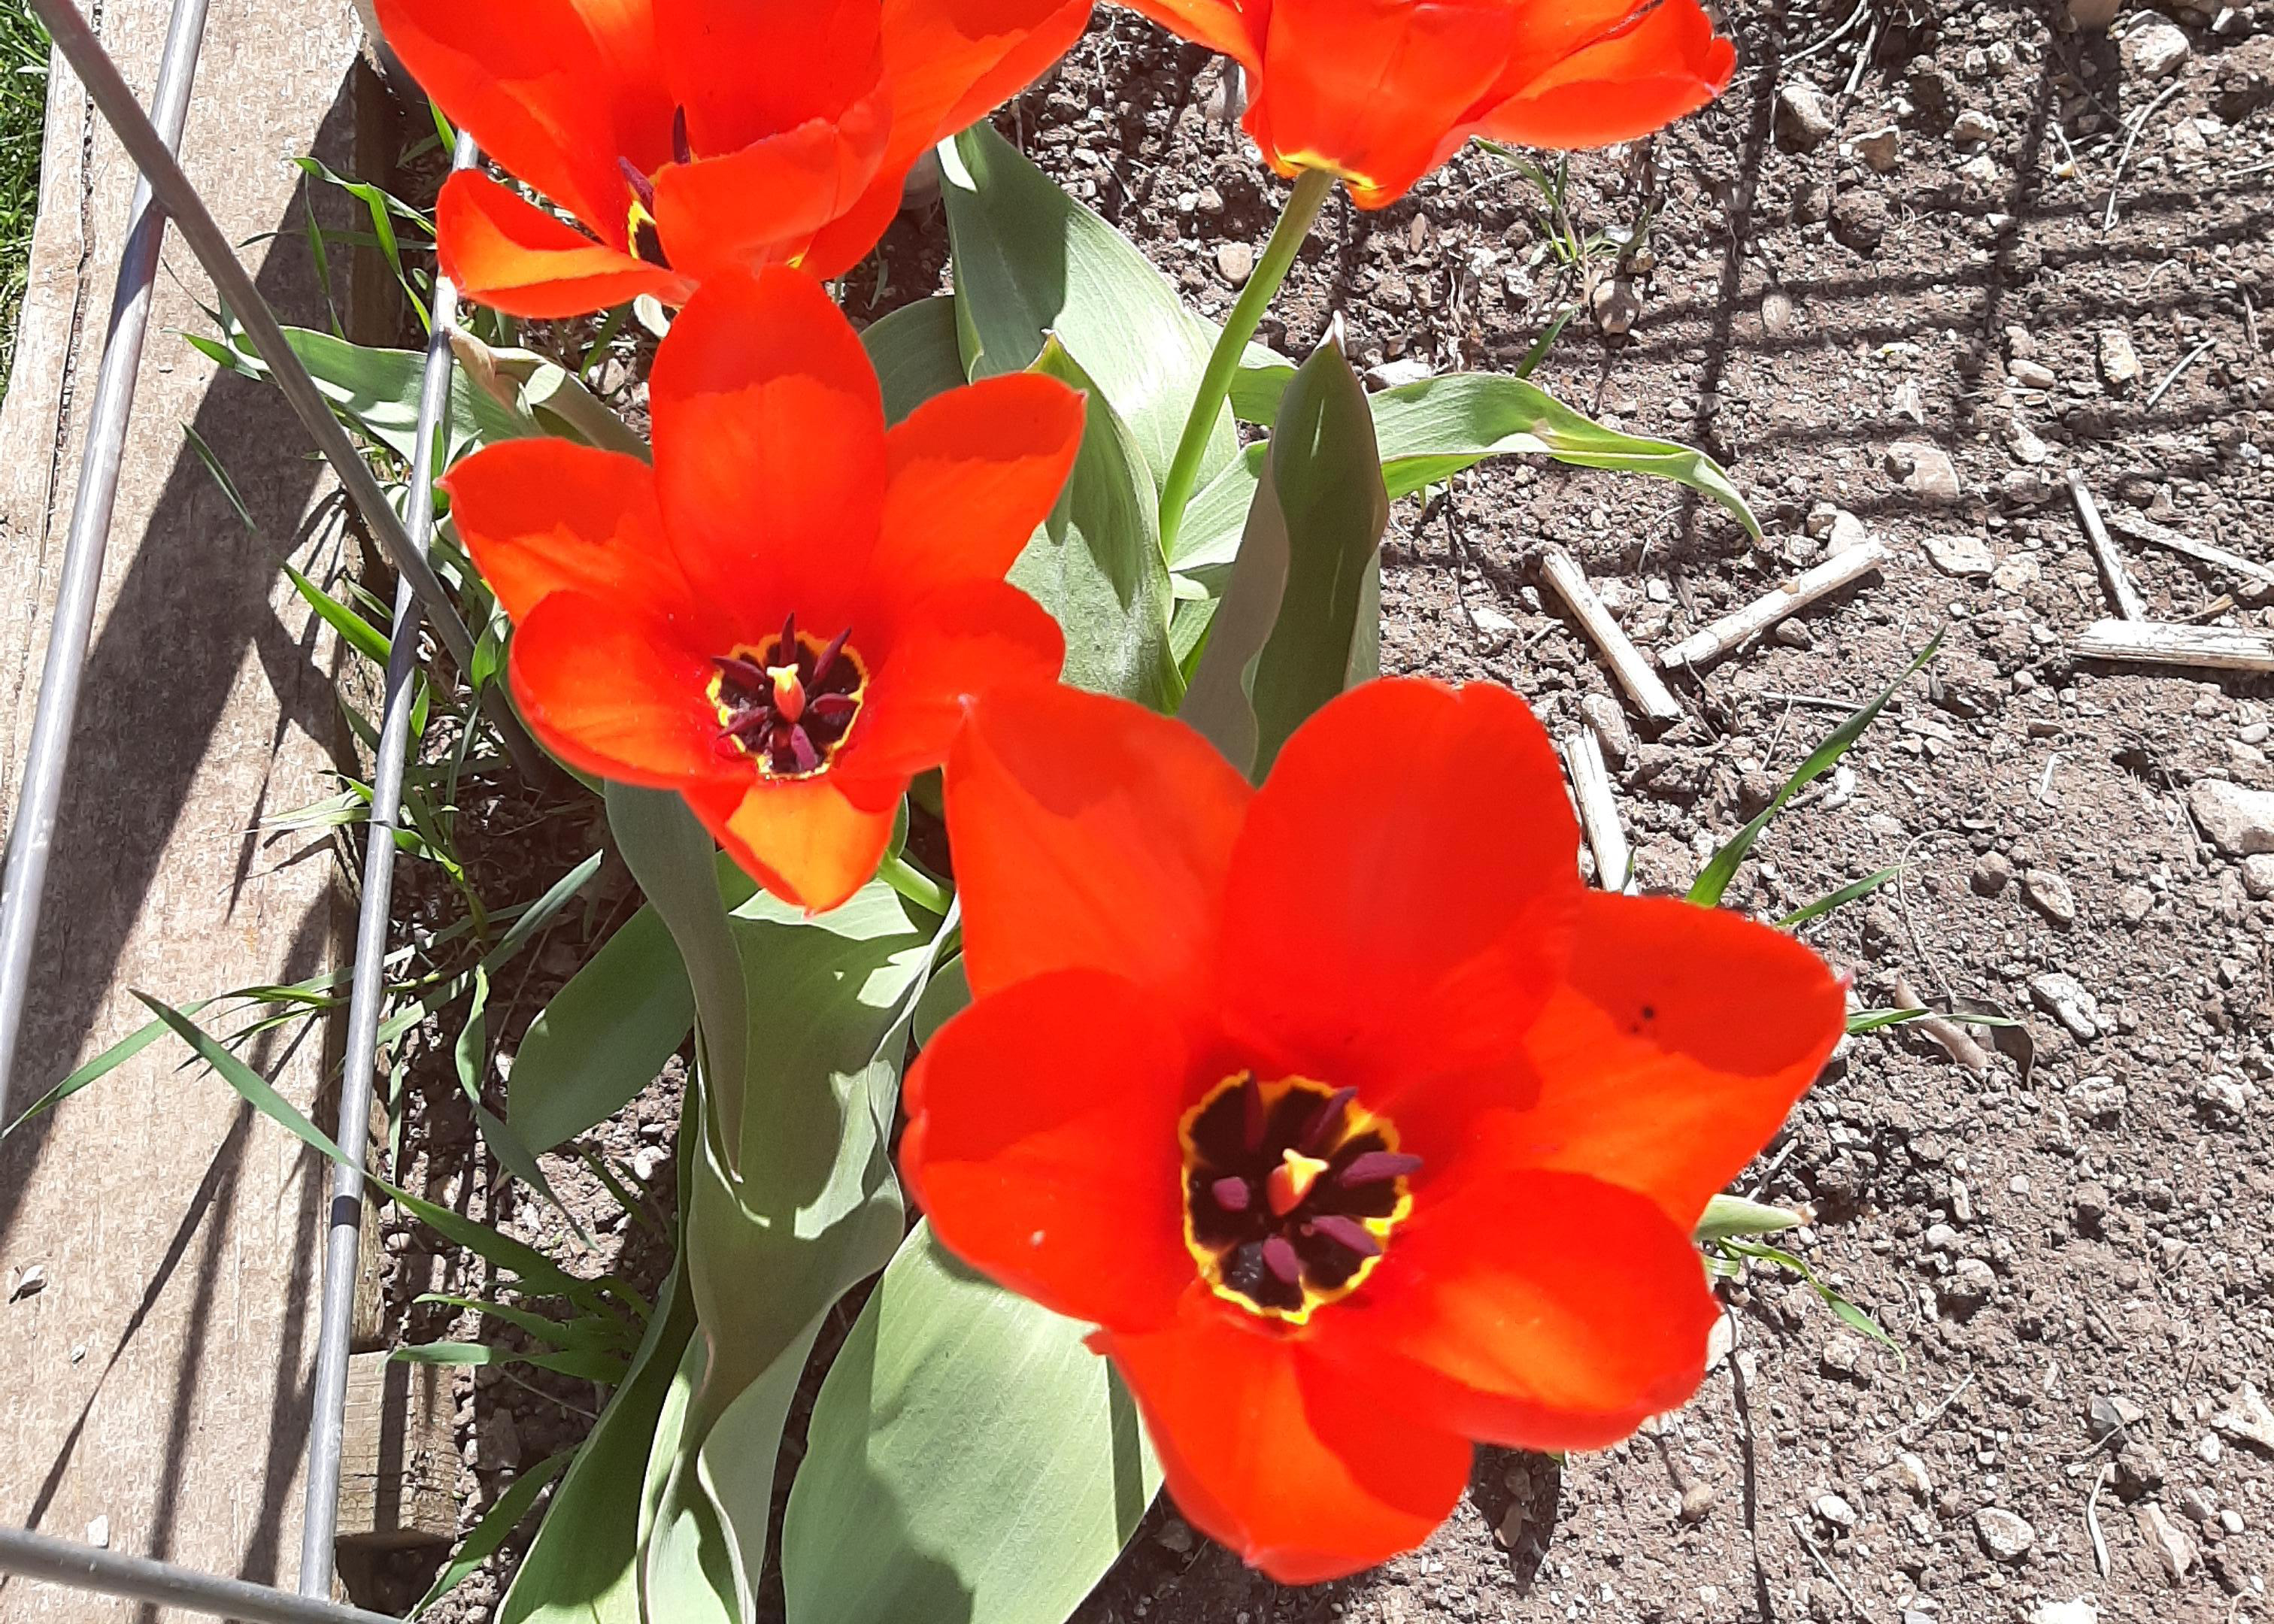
(877, 851, 952, 917)
(1156, 165, 1336, 557)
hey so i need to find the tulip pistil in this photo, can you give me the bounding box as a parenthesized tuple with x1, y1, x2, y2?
(1178, 1073, 1415, 1325)
(709, 614, 865, 779)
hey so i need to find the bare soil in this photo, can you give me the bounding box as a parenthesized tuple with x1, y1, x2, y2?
(369, 1, 2274, 1619)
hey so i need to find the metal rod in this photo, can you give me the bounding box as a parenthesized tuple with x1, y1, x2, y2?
(296, 129, 480, 1598)
(0, 0, 209, 1110)
(25, 0, 479, 671)
(0, 1523, 402, 1624)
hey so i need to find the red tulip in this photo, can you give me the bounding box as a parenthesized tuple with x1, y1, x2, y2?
(443, 268, 1081, 912)
(375, 0, 1092, 317)
(902, 677, 1844, 1580)
(1123, 0, 1736, 206)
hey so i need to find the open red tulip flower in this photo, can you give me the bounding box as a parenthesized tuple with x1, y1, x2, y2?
(1123, 0, 1737, 206)
(373, 0, 1092, 317)
(442, 268, 1081, 912)
(902, 677, 1845, 1580)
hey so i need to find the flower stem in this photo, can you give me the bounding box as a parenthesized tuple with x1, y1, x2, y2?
(878, 850, 952, 917)
(1156, 165, 1337, 557)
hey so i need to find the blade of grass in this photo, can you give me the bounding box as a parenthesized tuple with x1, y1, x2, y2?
(411, 1449, 572, 1618)
(1776, 865, 1900, 931)
(1690, 635, 1942, 907)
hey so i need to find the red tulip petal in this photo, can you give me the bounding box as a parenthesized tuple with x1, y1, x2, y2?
(1098, 1295, 1472, 1583)
(684, 773, 896, 914)
(655, 0, 881, 156)
(436, 173, 690, 320)
(1480, 0, 1735, 150)
(873, 372, 1087, 616)
(1214, 680, 1580, 1141)
(508, 591, 724, 786)
(1507, 892, 1845, 1226)
(903, 968, 1196, 1332)
(1317, 1159, 1718, 1451)
(1113, 0, 1260, 65)
(832, 582, 1064, 813)
(944, 681, 1251, 1007)
(1243, 0, 1511, 203)
(441, 438, 695, 629)
(652, 102, 893, 284)
(375, 0, 672, 237)
(785, 167, 911, 284)
(647, 268, 888, 638)
(881, 0, 1099, 163)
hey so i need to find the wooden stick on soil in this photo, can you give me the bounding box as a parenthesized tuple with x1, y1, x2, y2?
(1561, 726, 1632, 893)
(1659, 540, 1890, 672)
(2066, 469, 2149, 622)
(1537, 546, 1683, 726)
(2103, 506, 2274, 591)
(2072, 619, 2274, 672)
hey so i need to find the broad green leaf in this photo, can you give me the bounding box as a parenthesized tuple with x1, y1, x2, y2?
(1689, 638, 1941, 907)
(205, 320, 538, 466)
(453, 963, 584, 1237)
(644, 880, 940, 1621)
(1014, 339, 1180, 709)
(863, 295, 968, 426)
(1693, 1194, 1804, 1244)
(1182, 336, 1388, 779)
(781, 1223, 1162, 1624)
(511, 901, 693, 1153)
(392, 1339, 629, 1384)
(606, 785, 750, 1165)
(500, 1255, 698, 1624)
(940, 123, 1237, 493)
(910, 956, 969, 1050)
(1173, 373, 1757, 580)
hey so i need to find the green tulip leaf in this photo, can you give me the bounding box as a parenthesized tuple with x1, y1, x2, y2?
(863, 295, 969, 427)
(780, 1223, 1162, 1624)
(1015, 338, 1181, 709)
(508, 900, 693, 1154)
(939, 123, 1238, 495)
(1182, 335, 1388, 780)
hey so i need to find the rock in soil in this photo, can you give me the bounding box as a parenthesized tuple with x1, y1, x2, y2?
(1775, 83, 1836, 150)
(1975, 1506, 2036, 1561)
(2190, 780, 2274, 854)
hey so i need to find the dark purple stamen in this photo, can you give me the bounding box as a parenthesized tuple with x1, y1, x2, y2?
(1240, 1071, 1266, 1151)
(1339, 1150, 1424, 1187)
(1211, 1176, 1251, 1213)
(712, 653, 769, 689)
(810, 625, 852, 688)
(1262, 1235, 1302, 1284)
(1299, 1086, 1357, 1153)
(1305, 1214, 1383, 1258)
(672, 105, 692, 165)
(617, 156, 656, 211)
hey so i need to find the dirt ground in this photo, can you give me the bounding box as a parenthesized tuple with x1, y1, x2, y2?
(366, 0, 2274, 1619)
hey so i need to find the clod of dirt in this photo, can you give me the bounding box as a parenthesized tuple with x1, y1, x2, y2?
(1831, 188, 1889, 253)
(1975, 1505, 2037, 1561)
(2212, 1384, 2274, 1453)
(1775, 83, 1836, 151)
(1926, 532, 1996, 576)
(2098, 326, 2143, 393)
(1854, 125, 1902, 171)
(1887, 439, 1963, 504)
(2030, 1599, 2099, 1624)
(2030, 971, 2102, 1039)
(2024, 868, 2078, 927)
(2136, 1501, 2200, 1583)
(1590, 276, 1642, 336)
(2122, 19, 2192, 80)
(2190, 780, 2274, 855)
(2065, 0, 2121, 28)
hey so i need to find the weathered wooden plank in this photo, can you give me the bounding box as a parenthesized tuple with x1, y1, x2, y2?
(0, 0, 366, 1606)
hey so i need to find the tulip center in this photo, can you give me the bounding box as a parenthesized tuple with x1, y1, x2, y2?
(1178, 1073, 1417, 1326)
(708, 614, 866, 779)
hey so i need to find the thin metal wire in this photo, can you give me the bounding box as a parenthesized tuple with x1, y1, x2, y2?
(0, 0, 208, 1109)
(0, 1524, 402, 1624)
(296, 129, 480, 1596)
